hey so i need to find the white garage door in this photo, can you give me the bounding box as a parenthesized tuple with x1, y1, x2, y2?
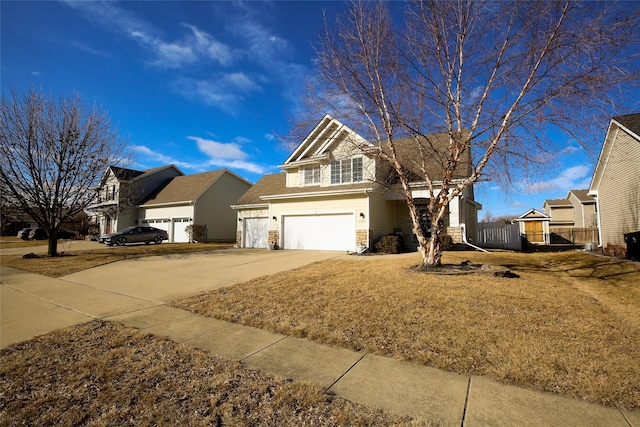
(283, 214, 355, 251)
(244, 217, 269, 248)
(172, 218, 191, 243)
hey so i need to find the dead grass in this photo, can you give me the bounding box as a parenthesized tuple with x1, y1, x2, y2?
(0, 321, 429, 426)
(0, 242, 234, 277)
(173, 251, 640, 410)
(0, 236, 51, 248)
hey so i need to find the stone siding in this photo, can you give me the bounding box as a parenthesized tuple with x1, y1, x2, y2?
(268, 230, 279, 246)
(356, 229, 370, 248)
(445, 226, 464, 243)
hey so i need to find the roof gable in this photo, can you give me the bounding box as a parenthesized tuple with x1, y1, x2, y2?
(567, 189, 595, 204)
(590, 113, 640, 194)
(515, 208, 550, 221)
(544, 199, 572, 208)
(281, 114, 372, 168)
(140, 169, 226, 206)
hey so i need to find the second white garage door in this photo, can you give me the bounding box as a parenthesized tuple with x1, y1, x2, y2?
(244, 217, 269, 248)
(283, 214, 355, 251)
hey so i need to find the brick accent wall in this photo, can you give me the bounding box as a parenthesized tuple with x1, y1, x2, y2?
(268, 230, 279, 246)
(236, 230, 242, 246)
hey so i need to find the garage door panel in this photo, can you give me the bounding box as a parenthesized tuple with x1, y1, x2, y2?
(283, 214, 355, 251)
(172, 218, 191, 243)
(244, 218, 269, 248)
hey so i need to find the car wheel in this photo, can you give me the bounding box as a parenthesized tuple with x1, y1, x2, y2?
(154, 236, 163, 244)
(116, 237, 127, 246)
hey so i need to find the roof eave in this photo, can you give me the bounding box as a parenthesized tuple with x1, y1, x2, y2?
(261, 188, 374, 201)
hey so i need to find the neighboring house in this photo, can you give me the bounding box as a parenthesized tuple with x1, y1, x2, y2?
(138, 169, 252, 243)
(514, 208, 550, 244)
(588, 113, 640, 249)
(543, 190, 597, 228)
(232, 115, 481, 251)
(88, 165, 184, 236)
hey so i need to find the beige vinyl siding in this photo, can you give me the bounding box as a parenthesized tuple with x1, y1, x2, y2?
(464, 200, 479, 241)
(598, 129, 640, 246)
(270, 195, 368, 219)
(285, 170, 298, 187)
(368, 192, 396, 243)
(194, 173, 251, 242)
(551, 207, 574, 225)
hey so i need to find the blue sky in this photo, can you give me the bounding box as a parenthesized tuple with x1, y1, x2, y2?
(1, 1, 634, 219)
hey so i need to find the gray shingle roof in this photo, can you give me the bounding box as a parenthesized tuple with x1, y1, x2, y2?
(613, 113, 640, 135)
(140, 170, 225, 206)
(387, 131, 473, 180)
(233, 173, 375, 206)
(569, 189, 595, 203)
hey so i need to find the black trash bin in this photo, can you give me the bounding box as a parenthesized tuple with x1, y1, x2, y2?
(623, 231, 640, 261)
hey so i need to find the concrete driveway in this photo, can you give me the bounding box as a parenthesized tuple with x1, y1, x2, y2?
(0, 249, 344, 348)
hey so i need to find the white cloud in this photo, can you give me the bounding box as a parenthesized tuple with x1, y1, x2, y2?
(152, 24, 234, 69)
(187, 136, 269, 174)
(134, 142, 268, 175)
(187, 136, 247, 160)
(522, 164, 591, 194)
(175, 74, 260, 110)
(63, 2, 233, 69)
(132, 145, 194, 170)
(206, 159, 266, 175)
(264, 133, 276, 142)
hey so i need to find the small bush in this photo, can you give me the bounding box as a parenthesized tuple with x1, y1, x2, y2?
(604, 243, 626, 258)
(186, 224, 208, 243)
(440, 235, 453, 251)
(375, 234, 403, 254)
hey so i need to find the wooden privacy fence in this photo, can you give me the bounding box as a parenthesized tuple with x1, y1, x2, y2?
(549, 227, 599, 245)
(476, 222, 522, 251)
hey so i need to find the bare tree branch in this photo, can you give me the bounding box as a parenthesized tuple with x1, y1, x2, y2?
(1, 87, 131, 256)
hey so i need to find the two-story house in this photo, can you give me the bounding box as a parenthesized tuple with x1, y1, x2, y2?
(88, 165, 252, 243)
(232, 115, 481, 251)
(88, 165, 184, 236)
(543, 190, 597, 228)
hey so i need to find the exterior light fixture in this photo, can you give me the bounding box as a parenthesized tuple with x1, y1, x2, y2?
(238, 218, 242, 222)
(360, 212, 365, 218)
(272, 216, 277, 220)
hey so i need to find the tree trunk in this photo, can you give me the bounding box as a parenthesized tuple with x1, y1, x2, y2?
(423, 231, 442, 268)
(47, 230, 58, 257)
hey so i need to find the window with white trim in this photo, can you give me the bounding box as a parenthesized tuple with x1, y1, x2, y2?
(331, 157, 364, 184)
(303, 166, 320, 185)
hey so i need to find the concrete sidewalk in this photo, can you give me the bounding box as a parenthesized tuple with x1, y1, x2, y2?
(1, 250, 639, 426)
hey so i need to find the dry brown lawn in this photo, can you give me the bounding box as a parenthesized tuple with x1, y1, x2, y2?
(0, 321, 429, 426)
(0, 242, 234, 277)
(173, 251, 640, 410)
(0, 236, 51, 248)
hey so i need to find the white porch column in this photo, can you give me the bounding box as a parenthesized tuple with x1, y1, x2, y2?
(449, 197, 461, 227)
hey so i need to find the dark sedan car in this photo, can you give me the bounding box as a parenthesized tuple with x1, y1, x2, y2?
(98, 226, 169, 246)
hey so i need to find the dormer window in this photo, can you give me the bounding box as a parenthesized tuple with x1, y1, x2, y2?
(331, 157, 363, 184)
(304, 165, 320, 185)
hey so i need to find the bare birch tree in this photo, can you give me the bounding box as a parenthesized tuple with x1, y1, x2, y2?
(302, 0, 639, 268)
(0, 87, 130, 257)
